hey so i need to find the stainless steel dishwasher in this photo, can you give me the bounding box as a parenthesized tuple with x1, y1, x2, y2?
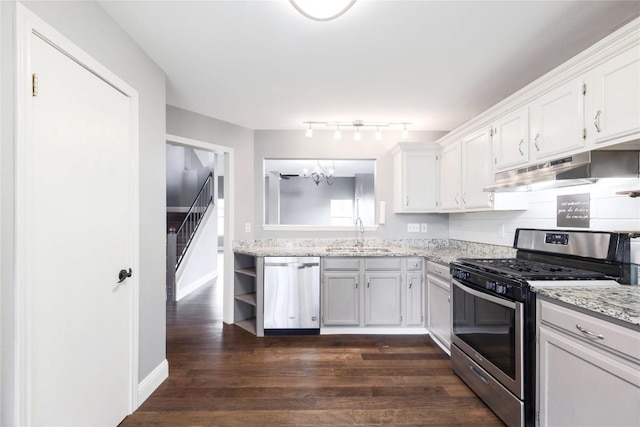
(263, 257, 320, 335)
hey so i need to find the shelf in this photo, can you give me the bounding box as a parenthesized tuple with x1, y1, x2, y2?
(235, 267, 257, 277)
(235, 292, 257, 306)
(235, 318, 257, 335)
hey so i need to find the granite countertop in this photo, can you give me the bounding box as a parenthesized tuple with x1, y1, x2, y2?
(531, 284, 640, 329)
(234, 239, 640, 329)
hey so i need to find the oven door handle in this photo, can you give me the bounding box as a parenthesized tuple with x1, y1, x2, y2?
(452, 279, 517, 309)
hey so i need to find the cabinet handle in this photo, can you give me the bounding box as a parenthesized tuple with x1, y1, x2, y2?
(518, 139, 524, 155)
(461, 193, 467, 204)
(367, 277, 370, 288)
(447, 295, 450, 303)
(594, 110, 602, 133)
(534, 133, 540, 151)
(576, 324, 604, 340)
(405, 196, 409, 207)
(455, 194, 459, 205)
(355, 276, 358, 289)
(489, 193, 494, 203)
(409, 278, 413, 289)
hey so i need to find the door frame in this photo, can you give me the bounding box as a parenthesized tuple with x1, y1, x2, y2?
(165, 134, 235, 325)
(14, 5, 140, 424)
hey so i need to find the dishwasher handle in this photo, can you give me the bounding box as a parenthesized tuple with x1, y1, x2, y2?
(264, 262, 319, 269)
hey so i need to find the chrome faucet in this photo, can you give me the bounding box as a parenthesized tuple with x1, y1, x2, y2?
(354, 217, 364, 247)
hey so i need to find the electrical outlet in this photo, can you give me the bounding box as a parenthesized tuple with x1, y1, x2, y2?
(407, 223, 420, 233)
(498, 224, 506, 238)
(245, 222, 251, 233)
(420, 223, 428, 233)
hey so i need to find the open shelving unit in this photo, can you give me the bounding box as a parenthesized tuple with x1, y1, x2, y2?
(233, 253, 264, 336)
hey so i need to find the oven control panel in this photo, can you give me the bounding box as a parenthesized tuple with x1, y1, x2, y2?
(451, 265, 527, 302)
(545, 233, 569, 245)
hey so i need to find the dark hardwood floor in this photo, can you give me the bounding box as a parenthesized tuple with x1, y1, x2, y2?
(120, 279, 503, 426)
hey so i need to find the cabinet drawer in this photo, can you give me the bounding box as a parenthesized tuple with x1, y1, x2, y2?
(427, 261, 450, 279)
(322, 257, 361, 271)
(406, 257, 424, 271)
(365, 258, 402, 271)
(539, 299, 640, 363)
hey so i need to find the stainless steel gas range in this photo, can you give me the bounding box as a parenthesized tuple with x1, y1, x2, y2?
(450, 228, 631, 427)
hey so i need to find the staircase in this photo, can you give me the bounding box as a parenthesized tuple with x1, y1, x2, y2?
(167, 173, 214, 301)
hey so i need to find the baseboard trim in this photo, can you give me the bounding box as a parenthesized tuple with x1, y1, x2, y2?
(176, 271, 217, 301)
(321, 327, 428, 335)
(137, 359, 168, 408)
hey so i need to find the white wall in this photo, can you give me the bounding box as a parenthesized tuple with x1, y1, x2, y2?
(450, 178, 640, 245)
(254, 130, 450, 240)
(175, 208, 218, 300)
(1, 2, 167, 422)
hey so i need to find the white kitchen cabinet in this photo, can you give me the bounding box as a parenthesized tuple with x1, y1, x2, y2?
(537, 298, 640, 427)
(426, 261, 451, 353)
(364, 272, 403, 326)
(406, 271, 424, 327)
(321, 257, 425, 330)
(392, 142, 440, 213)
(587, 46, 640, 147)
(492, 107, 529, 171)
(439, 142, 462, 211)
(461, 128, 493, 210)
(530, 77, 586, 160)
(321, 271, 360, 326)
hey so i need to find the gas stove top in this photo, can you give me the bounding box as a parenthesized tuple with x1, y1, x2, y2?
(457, 258, 607, 280)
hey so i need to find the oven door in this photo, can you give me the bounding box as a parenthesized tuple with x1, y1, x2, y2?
(451, 279, 523, 399)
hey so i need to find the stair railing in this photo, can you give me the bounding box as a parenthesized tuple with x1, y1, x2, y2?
(169, 172, 214, 272)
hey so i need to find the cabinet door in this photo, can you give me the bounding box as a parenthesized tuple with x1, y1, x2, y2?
(589, 47, 640, 146)
(427, 274, 451, 351)
(440, 142, 462, 211)
(364, 273, 402, 326)
(538, 325, 640, 427)
(530, 78, 586, 160)
(322, 272, 360, 326)
(406, 272, 423, 326)
(493, 107, 529, 171)
(401, 150, 439, 212)
(461, 128, 493, 210)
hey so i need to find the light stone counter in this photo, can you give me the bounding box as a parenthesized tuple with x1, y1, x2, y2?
(531, 284, 640, 329)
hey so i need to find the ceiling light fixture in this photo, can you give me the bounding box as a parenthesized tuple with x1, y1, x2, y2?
(302, 120, 412, 141)
(290, 0, 357, 22)
(303, 161, 335, 186)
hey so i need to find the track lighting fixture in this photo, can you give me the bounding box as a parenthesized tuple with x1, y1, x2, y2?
(302, 120, 412, 141)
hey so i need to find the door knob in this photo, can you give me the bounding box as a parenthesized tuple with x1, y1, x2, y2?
(117, 268, 132, 283)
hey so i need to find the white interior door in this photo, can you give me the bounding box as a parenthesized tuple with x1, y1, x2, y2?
(24, 31, 135, 426)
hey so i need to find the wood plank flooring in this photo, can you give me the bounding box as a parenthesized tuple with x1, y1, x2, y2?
(119, 280, 503, 426)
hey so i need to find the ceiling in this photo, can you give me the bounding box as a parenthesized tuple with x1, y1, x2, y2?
(99, 0, 640, 132)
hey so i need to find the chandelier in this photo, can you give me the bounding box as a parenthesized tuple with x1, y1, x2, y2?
(303, 161, 335, 186)
(304, 120, 411, 141)
(290, 0, 357, 22)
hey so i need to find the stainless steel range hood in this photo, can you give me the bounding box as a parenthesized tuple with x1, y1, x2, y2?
(484, 151, 640, 192)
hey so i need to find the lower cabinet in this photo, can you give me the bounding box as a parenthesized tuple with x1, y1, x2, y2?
(322, 272, 360, 326)
(321, 257, 424, 329)
(426, 261, 451, 352)
(365, 272, 403, 326)
(537, 298, 640, 426)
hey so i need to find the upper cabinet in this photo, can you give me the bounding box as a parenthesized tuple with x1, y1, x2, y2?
(437, 18, 639, 186)
(492, 107, 529, 172)
(529, 77, 586, 160)
(440, 129, 527, 213)
(587, 46, 640, 147)
(393, 143, 440, 213)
